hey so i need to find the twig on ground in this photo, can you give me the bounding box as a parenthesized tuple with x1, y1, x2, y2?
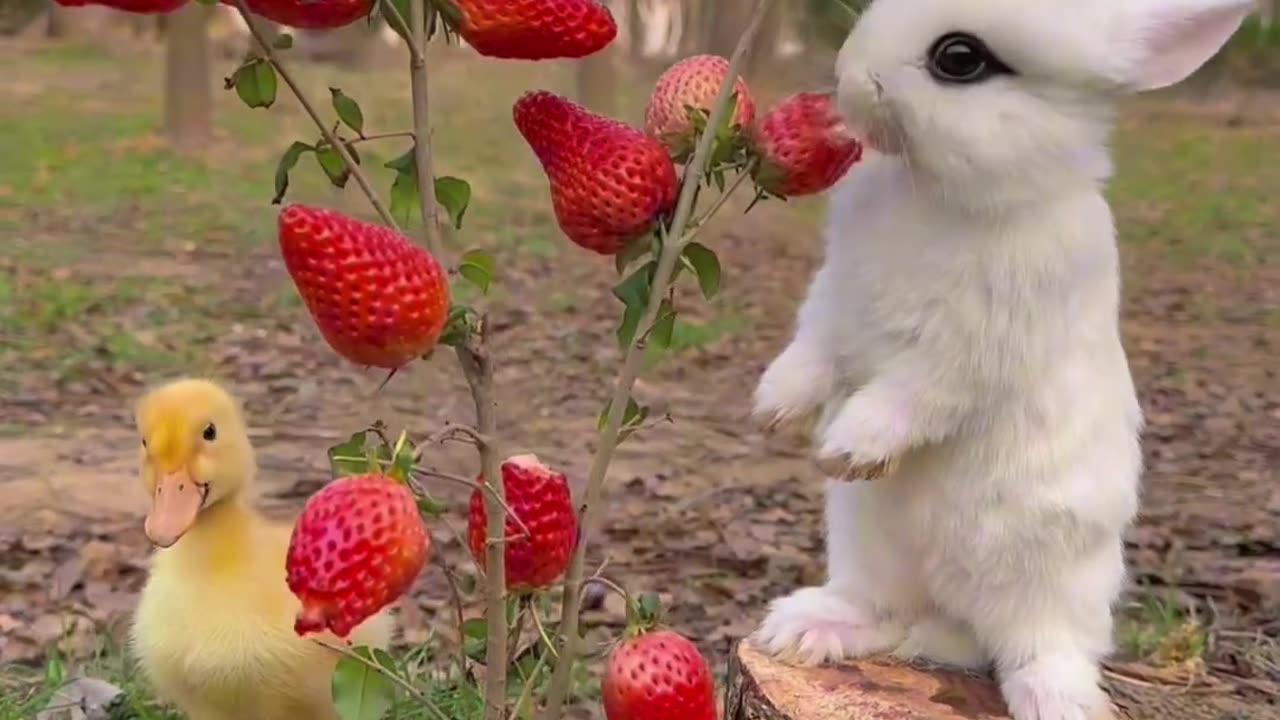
(535, 2, 778, 717)
(230, 0, 399, 231)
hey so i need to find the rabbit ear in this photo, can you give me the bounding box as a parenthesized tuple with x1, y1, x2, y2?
(1116, 0, 1254, 91)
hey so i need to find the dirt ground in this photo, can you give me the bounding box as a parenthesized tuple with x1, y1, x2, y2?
(0, 33, 1277, 720)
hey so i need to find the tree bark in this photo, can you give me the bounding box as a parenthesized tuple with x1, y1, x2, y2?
(163, 1, 212, 149)
(575, 43, 617, 115)
(725, 641, 1012, 720)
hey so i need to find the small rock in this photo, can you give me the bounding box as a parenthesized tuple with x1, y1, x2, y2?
(36, 676, 124, 720)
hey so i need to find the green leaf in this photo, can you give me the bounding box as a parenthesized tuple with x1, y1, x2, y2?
(232, 59, 277, 110)
(385, 147, 415, 172)
(438, 304, 476, 348)
(44, 651, 64, 688)
(415, 494, 446, 518)
(616, 302, 644, 349)
(315, 145, 351, 188)
(272, 141, 313, 205)
(598, 396, 648, 434)
(330, 87, 365, 137)
(681, 242, 721, 300)
(272, 33, 294, 50)
(433, 176, 471, 229)
(612, 261, 655, 309)
(331, 647, 396, 720)
(458, 248, 494, 295)
(329, 431, 374, 479)
(614, 235, 649, 276)
(388, 430, 416, 483)
(635, 592, 662, 624)
(649, 299, 676, 350)
(461, 617, 487, 639)
(385, 150, 419, 227)
(383, 0, 413, 44)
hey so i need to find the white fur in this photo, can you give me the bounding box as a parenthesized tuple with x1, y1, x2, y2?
(751, 2, 1253, 719)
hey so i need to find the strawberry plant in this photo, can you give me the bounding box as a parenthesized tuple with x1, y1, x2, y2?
(101, 0, 865, 717)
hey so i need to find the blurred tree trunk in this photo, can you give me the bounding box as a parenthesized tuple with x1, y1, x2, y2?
(301, 23, 379, 68)
(576, 43, 617, 115)
(164, 1, 212, 149)
(626, 0, 643, 60)
(46, 3, 77, 37)
(680, 0, 708, 55)
(707, 0, 774, 79)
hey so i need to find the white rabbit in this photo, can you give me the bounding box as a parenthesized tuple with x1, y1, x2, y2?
(750, 2, 1255, 720)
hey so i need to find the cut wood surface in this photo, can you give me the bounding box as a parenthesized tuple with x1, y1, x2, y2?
(726, 640, 1011, 720)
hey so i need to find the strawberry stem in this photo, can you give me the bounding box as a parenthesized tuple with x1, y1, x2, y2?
(536, 2, 780, 718)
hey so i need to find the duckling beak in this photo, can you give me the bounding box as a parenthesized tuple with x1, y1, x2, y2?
(144, 470, 209, 548)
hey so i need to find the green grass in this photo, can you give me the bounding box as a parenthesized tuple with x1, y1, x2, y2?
(1109, 111, 1278, 268)
(1115, 590, 1210, 666)
(0, 641, 181, 720)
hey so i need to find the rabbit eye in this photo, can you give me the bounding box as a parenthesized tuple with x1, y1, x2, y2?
(927, 33, 1014, 84)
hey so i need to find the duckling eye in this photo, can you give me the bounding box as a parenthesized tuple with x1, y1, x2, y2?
(202, 423, 217, 442)
(141, 438, 147, 449)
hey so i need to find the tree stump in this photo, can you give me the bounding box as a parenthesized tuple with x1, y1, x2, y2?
(725, 640, 1011, 720)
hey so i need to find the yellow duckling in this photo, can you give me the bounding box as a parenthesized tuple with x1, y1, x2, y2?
(130, 378, 394, 720)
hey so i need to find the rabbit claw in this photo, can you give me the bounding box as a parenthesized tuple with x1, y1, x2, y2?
(814, 451, 898, 481)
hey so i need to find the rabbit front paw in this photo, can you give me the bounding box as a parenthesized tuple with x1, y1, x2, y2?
(1001, 655, 1116, 720)
(752, 341, 834, 433)
(815, 394, 907, 480)
(752, 586, 905, 667)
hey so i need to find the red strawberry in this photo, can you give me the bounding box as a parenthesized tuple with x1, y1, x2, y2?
(221, 0, 372, 30)
(287, 473, 430, 638)
(603, 627, 717, 720)
(514, 91, 679, 255)
(52, 0, 187, 12)
(445, 0, 617, 60)
(277, 204, 450, 370)
(749, 91, 864, 197)
(645, 54, 755, 152)
(467, 454, 577, 593)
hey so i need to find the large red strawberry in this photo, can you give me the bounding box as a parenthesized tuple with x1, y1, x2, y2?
(514, 90, 679, 255)
(52, 0, 187, 12)
(749, 91, 864, 197)
(221, 0, 372, 30)
(467, 454, 577, 593)
(645, 54, 755, 153)
(603, 601, 717, 720)
(444, 0, 617, 60)
(277, 204, 450, 370)
(287, 473, 430, 638)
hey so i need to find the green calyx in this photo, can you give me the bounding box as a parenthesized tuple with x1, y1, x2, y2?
(623, 592, 664, 637)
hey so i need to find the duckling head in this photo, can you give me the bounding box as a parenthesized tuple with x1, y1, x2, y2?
(134, 378, 256, 548)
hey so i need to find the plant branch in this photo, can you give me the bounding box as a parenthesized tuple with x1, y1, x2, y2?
(230, 0, 399, 231)
(408, 0, 445, 257)
(684, 169, 752, 245)
(378, 0, 425, 66)
(342, 130, 417, 146)
(413, 468, 533, 540)
(535, 2, 778, 717)
(454, 322, 509, 720)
